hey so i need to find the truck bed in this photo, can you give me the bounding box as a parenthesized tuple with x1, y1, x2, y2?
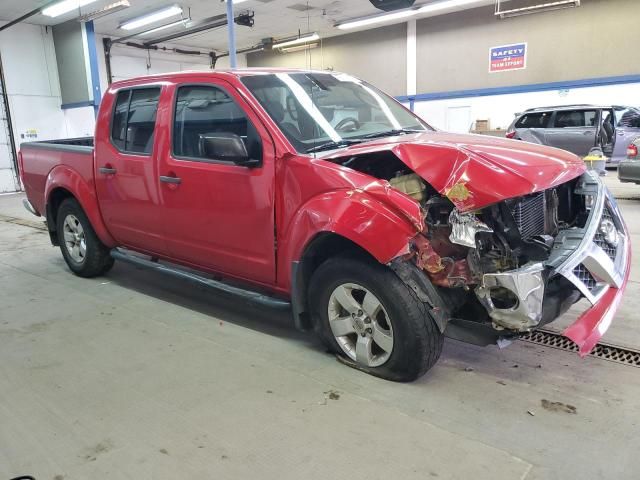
(19, 137, 95, 217)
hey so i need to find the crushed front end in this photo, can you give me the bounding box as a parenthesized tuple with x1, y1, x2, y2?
(401, 171, 630, 354)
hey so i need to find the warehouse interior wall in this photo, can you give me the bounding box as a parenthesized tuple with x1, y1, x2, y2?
(0, 23, 70, 192)
(415, 0, 639, 94)
(246, 23, 407, 97)
(52, 20, 93, 106)
(411, 82, 640, 132)
(94, 36, 248, 98)
(1, 0, 639, 192)
(246, 0, 639, 133)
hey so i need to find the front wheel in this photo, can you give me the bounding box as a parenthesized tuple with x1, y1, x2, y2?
(56, 198, 114, 277)
(309, 257, 443, 382)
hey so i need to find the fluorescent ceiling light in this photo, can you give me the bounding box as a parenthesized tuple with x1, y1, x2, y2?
(418, 0, 484, 14)
(272, 33, 320, 49)
(120, 5, 183, 31)
(336, 9, 415, 30)
(496, 0, 580, 18)
(336, 0, 484, 30)
(139, 19, 186, 36)
(42, 0, 98, 17)
(77, 0, 130, 22)
(280, 43, 319, 53)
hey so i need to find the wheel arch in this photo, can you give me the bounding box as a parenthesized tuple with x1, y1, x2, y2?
(281, 190, 420, 330)
(290, 232, 378, 330)
(45, 166, 117, 248)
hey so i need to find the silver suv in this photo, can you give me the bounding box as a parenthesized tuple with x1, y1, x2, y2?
(506, 105, 640, 165)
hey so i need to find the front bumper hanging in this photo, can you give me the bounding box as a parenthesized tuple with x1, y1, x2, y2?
(475, 172, 631, 355)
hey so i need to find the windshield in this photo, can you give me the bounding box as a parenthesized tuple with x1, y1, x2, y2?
(241, 72, 431, 153)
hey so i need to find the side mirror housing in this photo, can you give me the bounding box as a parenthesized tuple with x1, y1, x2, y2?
(198, 132, 260, 167)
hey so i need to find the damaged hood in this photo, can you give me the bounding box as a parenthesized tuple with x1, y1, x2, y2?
(321, 131, 586, 211)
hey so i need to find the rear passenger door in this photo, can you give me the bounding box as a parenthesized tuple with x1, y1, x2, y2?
(545, 109, 598, 156)
(95, 86, 168, 254)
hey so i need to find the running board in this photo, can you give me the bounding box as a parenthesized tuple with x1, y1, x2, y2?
(110, 248, 291, 310)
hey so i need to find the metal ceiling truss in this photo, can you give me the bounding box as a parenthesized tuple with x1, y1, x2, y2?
(102, 11, 260, 84)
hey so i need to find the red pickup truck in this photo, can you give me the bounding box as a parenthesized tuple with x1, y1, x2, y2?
(19, 70, 631, 381)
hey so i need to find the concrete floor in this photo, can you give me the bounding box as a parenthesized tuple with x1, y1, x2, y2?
(0, 176, 639, 480)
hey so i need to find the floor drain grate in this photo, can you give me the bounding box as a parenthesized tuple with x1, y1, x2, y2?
(521, 329, 640, 367)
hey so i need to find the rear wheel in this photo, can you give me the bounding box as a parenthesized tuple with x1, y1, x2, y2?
(56, 198, 114, 277)
(309, 257, 443, 382)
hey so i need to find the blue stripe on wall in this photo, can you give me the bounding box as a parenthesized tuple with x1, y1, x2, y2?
(396, 74, 640, 103)
(84, 21, 102, 116)
(61, 101, 96, 110)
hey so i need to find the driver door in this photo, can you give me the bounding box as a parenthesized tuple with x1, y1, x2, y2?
(157, 78, 277, 285)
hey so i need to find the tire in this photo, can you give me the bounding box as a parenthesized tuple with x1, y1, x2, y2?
(309, 257, 443, 382)
(56, 198, 114, 277)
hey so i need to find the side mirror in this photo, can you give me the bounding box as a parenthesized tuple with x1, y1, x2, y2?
(198, 132, 260, 167)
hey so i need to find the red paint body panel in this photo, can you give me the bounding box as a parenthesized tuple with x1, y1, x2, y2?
(93, 85, 168, 254)
(20, 144, 117, 247)
(564, 239, 632, 356)
(322, 131, 587, 211)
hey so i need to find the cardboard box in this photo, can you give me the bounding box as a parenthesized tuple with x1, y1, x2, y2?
(475, 119, 491, 131)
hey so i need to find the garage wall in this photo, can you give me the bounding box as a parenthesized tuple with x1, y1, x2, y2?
(415, 0, 639, 93)
(0, 23, 71, 192)
(95, 36, 248, 95)
(59, 36, 248, 140)
(410, 82, 640, 133)
(246, 23, 407, 97)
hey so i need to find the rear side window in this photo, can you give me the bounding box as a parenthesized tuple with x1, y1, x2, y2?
(554, 110, 597, 128)
(110, 87, 161, 154)
(515, 112, 551, 128)
(173, 85, 262, 162)
(617, 108, 640, 128)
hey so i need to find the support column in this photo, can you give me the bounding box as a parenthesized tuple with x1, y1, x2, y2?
(406, 19, 417, 109)
(226, 0, 237, 68)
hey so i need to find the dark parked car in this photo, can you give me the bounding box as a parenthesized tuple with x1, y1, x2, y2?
(506, 105, 640, 165)
(618, 137, 640, 184)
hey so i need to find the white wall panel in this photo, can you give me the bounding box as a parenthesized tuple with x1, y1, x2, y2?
(0, 23, 60, 97)
(0, 23, 66, 192)
(10, 95, 66, 145)
(63, 106, 96, 138)
(0, 169, 18, 193)
(413, 82, 640, 133)
(95, 34, 247, 92)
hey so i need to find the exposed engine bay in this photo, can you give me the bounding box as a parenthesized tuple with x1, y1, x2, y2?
(331, 151, 593, 338)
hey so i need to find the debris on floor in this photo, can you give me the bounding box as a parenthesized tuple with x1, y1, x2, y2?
(541, 399, 577, 414)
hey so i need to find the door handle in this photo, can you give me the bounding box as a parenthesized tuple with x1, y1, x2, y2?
(99, 166, 117, 175)
(160, 175, 181, 184)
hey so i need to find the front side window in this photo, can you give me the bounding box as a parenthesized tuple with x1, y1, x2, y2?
(110, 87, 160, 154)
(173, 85, 262, 162)
(241, 72, 431, 153)
(515, 112, 551, 128)
(554, 110, 597, 128)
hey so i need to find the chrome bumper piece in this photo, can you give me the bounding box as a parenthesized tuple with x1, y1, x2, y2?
(475, 172, 630, 331)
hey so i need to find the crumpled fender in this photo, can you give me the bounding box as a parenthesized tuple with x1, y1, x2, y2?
(45, 165, 117, 247)
(279, 186, 422, 289)
(321, 131, 586, 212)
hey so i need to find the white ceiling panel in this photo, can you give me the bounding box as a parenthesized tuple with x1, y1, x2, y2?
(0, 0, 496, 52)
